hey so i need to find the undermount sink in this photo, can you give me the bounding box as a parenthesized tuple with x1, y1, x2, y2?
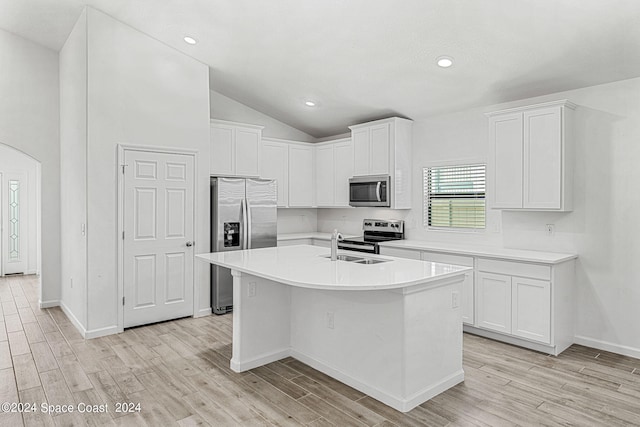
(323, 254, 363, 262)
(322, 255, 390, 264)
(354, 258, 388, 265)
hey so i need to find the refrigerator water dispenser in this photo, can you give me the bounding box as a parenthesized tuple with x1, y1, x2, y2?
(224, 222, 240, 247)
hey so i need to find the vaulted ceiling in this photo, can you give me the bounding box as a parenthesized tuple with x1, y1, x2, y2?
(2, 0, 640, 137)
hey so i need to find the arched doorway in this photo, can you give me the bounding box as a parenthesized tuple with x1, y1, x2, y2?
(0, 143, 42, 283)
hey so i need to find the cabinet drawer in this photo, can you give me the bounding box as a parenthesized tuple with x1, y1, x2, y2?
(421, 251, 473, 267)
(379, 247, 421, 260)
(477, 258, 550, 281)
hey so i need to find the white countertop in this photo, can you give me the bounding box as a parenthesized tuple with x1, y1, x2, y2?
(196, 245, 471, 291)
(277, 232, 357, 241)
(379, 240, 577, 264)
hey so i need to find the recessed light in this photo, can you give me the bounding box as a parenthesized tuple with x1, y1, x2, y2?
(305, 101, 316, 107)
(436, 56, 454, 68)
(184, 36, 197, 45)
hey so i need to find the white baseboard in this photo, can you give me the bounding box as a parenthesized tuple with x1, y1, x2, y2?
(230, 348, 290, 372)
(195, 307, 212, 318)
(39, 299, 59, 309)
(574, 335, 640, 360)
(85, 325, 119, 339)
(60, 301, 87, 338)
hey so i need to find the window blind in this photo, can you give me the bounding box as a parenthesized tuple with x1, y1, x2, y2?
(424, 164, 486, 229)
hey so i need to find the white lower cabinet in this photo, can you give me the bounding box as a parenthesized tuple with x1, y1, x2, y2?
(511, 277, 551, 343)
(476, 272, 512, 334)
(381, 245, 575, 355)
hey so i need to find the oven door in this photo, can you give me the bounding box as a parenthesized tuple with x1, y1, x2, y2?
(337, 241, 378, 254)
(349, 175, 390, 207)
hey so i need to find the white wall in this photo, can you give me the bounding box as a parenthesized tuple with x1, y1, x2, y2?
(59, 9, 88, 328)
(82, 9, 210, 334)
(0, 145, 39, 275)
(277, 209, 318, 234)
(0, 29, 59, 305)
(210, 90, 316, 142)
(321, 77, 640, 357)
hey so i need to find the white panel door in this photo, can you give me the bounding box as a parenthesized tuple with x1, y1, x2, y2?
(260, 141, 289, 207)
(210, 124, 234, 175)
(369, 123, 390, 175)
(2, 173, 27, 275)
(288, 145, 314, 207)
(491, 113, 523, 209)
(524, 106, 562, 209)
(123, 150, 195, 328)
(476, 272, 511, 334)
(334, 140, 353, 207)
(235, 128, 260, 177)
(352, 128, 370, 176)
(315, 145, 334, 206)
(512, 277, 551, 343)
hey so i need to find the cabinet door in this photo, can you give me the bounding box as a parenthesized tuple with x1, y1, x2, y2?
(334, 140, 353, 207)
(352, 128, 370, 176)
(235, 128, 260, 177)
(315, 145, 335, 206)
(260, 142, 288, 207)
(476, 272, 511, 334)
(370, 123, 390, 175)
(210, 125, 234, 175)
(491, 113, 523, 209)
(523, 106, 562, 209)
(288, 145, 314, 207)
(511, 277, 551, 343)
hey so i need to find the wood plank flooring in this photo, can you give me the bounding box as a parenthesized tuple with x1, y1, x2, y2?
(1, 275, 640, 426)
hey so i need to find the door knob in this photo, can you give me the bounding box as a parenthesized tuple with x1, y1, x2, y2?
(186, 241, 194, 247)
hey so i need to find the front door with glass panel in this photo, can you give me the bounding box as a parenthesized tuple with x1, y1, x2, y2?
(1, 173, 27, 275)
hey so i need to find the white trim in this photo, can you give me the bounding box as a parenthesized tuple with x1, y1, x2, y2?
(39, 299, 60, 309)
(485, 99, 577, 117)
(230, 348, 290, 372)
(60, 300, 87, 338)
(210, 118, 264, 130)
(464, 325, 563, 356)
(290, 349, 464, 413)
(85, 325, 120, 340)
(117, 144, 199, 334)
(574, 335, 640, 360)
(195, 307, 212, 318)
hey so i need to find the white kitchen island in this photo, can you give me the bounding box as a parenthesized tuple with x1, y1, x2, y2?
(196, 245, 471, 412)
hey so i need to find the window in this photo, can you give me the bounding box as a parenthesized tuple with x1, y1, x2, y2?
(424, 164, 486, 229)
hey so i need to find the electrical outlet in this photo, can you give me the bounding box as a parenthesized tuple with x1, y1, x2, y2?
(546, 224, 555, 236)
(452, 291, 460, 308)
(326, 311, 335, 329)
(247, 282, 256, 297)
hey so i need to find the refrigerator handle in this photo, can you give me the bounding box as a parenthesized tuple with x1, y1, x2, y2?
(241, 198, 248, 249)
(246, 199, 252, 249)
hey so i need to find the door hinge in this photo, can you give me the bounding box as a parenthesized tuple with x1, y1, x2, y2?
(122, 297, 125, 306)
(121, 164, 128, 174)
(122, 231, 125, 240)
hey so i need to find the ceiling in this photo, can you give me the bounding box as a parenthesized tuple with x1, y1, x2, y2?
(2, 0, 640, 138)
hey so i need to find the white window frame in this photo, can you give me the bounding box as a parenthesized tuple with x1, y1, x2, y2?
(423, 159, 487, 233)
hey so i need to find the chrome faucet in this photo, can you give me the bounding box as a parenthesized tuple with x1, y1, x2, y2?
(331, 229, 344, 261)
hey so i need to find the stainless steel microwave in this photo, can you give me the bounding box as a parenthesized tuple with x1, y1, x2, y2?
(349, 175, 390, 207)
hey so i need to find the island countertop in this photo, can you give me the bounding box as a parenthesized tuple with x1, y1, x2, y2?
(196, 245, 470, 291)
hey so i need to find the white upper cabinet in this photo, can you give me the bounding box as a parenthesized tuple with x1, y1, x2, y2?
(315, 138, 353, 208)
(260, 139, 289, 207)
(210, 120, 263, 177)
(349, 117, 413, 209)
(487, 100, 575, 211)
(288, 143, 314, 207)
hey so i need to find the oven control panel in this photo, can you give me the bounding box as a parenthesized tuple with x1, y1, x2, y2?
(362, 219, 404, 233)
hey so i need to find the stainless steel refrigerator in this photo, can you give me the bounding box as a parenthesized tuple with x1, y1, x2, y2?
(210, 177, 277, 314)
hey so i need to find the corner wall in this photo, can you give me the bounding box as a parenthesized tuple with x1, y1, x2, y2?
(85, 9, 211, 333)
(0, 28, 60, 305)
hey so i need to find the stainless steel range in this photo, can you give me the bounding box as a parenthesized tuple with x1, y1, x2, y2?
(338, 219, 405, 254)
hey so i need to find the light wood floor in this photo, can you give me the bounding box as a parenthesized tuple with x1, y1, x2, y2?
(2, 275, 640, 426)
